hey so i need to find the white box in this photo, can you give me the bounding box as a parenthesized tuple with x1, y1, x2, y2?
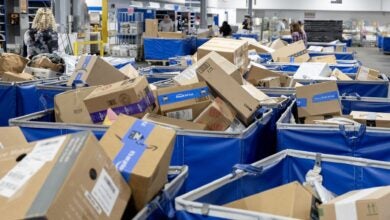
(294, 62, 332, 80)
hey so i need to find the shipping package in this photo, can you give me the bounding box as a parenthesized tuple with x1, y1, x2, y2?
(294, 62, 333, 80)
(332, 68, 353, 81)
(55, 86, 98, 124)
(271, 40, 310, 63)
(0, 127, 28, 149)
(1, 72, 34, 82)
(173, 66, 199, 86)
(158, 32, 185, 39)
(242, 84, 271, 102)
(350, 111, 390, 128)
(356, 66, 381, 81)
(270, 39, 288, 50)
(246, 62, 293, 87)
(310, 55, 337, 64)
(0, 53, 28, 76)
(258, 76, 281, 88)
(240, 38, 275, 53)
(84, 77, 155, 124)
(144, 19, 158, 37)
(296, 81, 342, 118)
(196, 58, 260, 125)
(99, 115, 176, 211)
(225, 182, 313, 220)
(67, 56, 130, 86)
(196, 51, 243, 85)
(319, 186, 390, 220)
(119, 64, 139, 80)
(143, 113, 207, 130)
(157, 82, 212, 121)
(194, 97, 237, 131)
(0, 132, 131, 219)
(197, 37, 248, 74)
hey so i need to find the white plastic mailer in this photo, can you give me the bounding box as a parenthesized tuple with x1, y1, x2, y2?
(277, 96, 390, 161)
(175, 150, 390, 220)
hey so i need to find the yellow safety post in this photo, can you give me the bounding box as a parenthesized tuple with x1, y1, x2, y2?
(73, 41, 105, 57)
(102, 0, 108, 43)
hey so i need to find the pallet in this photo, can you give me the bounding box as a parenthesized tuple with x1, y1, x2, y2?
(146, 60, 169, 66)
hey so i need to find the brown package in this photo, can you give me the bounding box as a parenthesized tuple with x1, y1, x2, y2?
(0, 127, 28, 149)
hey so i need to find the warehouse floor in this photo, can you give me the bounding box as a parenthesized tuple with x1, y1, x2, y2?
(354, 47, 390, 74)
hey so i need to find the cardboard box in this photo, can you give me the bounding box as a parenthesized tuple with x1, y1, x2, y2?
(247, 63, 293, 87)
(296, 81, 342, 118)
(225, 182, 313, 220)
(241, 38, 275, 53)
(319, 186, 390, 220)
(67, 56, 130, 86)
(356, 66, 381, 81)
(0, 127, 27, 149)
(242, 84, 271, 102)
(2, 72, 34, 82)
(196, 51, 243, 85)
(194, 97, 237, 131)
(0, 132, 131, 219)
(145, 19, 158, 37)
(310, 55, 337, 64)
(55, 86, 98, 124)
(258, 76, 281, 88)
(158, 32, 185, 39)
(308, 46, 324, 52)
(99, 115, 176, 211)
(294, 63, 332, 80)
(350, 111, 390, 128)
(304, 115, 354, 125)
(173, 66, 199, 86)
(196, 58, 260, 126)
(332, 68, 353, 81)
(270, 39, 288, 50)
(84, 77, 155, 123)
(143, 113, 207, 130)
(157, 82, 212, 121)
(271, 40, 310, 63)
(119, 64, 139, 80)
(335, 45, 351, 53)
(197, 37, 248, 74)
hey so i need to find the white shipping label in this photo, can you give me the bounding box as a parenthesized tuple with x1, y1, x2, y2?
(166, 109, 193, 121)
(85, 191, 103, 215)
(91, 169, 120, 217)
(29, 136, 66, 162)
(0, 157, 45, 198)
(0, 142, 4, 149)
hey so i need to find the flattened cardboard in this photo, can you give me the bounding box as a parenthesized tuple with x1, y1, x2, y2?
(247, 63, 293, 87)
(0, 127, 28, 149)
(350, 111, 390, 128)
(143, 113, 207, 130)
(296, 81, 341, 118)
(55, 86, 98, 124)
(84, 77, 155, 123)
(2, 72, 34, 82)
(196, 58, 260, 125)
(99, 115, 176, 211)
(319, 186, 390, 220)
(271, 40, 310, 63)
(196, 51, 243, 85)
(145, 19, 158, 38)
(67, 56, 130, 86)
(156, 82, 212, 121)
(194, 97, 237, 131)
(331, 68, 353, 81)
(0, 132, 131, 219)
(225, 182, 313, 220)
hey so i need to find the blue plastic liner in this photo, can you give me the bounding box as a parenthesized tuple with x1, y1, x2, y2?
(377, 35, 383, 49)
(175, 150, 390, 219)
(277, 97, 390, 161)
(0, 83, 17, 126)
(383, 36, 390, 53)
(259, 52, 355, 62)
(196, 38, 209, 49)
(263, 63, 359, 74)
(144, 38, 196, 60)
(232, 33, 259, 41)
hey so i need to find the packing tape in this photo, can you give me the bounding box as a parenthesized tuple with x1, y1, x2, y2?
(113, 119, 155, 182)
(312, 91, 339, 103)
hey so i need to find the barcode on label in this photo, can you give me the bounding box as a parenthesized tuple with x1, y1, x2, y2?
(91, 169, 119, 217)
(85, 191, 102, 215)
(166, 109, 193, 121)
(30, 136, 66, 162)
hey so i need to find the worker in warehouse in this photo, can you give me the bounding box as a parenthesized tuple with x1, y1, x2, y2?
(159, 15, 174, 32)
(24, 8, 58, 59)
(291, 22, 308, 45)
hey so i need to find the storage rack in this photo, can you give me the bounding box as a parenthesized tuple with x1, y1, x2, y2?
(0, 0, 6, 51)
(28, 0, 51, 27)
(304, 20, 343, 42)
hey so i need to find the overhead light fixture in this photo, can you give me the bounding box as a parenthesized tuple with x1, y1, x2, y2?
(331, 0, 342, 4)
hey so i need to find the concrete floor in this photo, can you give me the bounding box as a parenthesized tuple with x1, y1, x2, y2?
(354, 47, 390, 74)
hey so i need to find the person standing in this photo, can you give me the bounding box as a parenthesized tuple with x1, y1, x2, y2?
(24, 8, 58, 59)
(242, 15, 252, 31)
(276, 19, 286, 32)
(291, 23, 307, 45)
(219, 21, 232, 37)
(159, 15, 174, 32)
